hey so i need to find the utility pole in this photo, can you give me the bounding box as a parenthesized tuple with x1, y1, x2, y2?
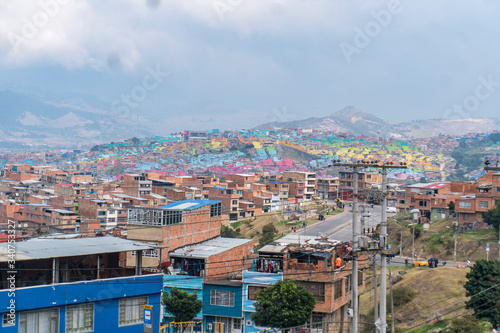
(352, 164, 360, 333)
(330, 161, 407, 333)
(388, 257, 395, 333)
(373, 255, 378, 324)
(485, 166, 500, 262)
(380, 167, 388, 333)
(378, 164, 407, 333)
(453, 221, 458, 262)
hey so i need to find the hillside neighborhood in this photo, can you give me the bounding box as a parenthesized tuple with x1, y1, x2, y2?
(1, 133, 500, 332)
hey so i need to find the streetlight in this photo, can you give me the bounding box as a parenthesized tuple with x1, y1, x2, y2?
(452, 221, 458, 262)
(410, 209, 420, 263)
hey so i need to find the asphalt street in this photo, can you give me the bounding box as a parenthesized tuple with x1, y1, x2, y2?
(276, 203, 390, 244)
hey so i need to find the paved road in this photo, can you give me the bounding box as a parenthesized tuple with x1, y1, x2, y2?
(276, 204, 392, 244)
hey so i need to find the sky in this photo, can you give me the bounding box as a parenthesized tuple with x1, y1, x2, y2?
(1, 0, 500, 132)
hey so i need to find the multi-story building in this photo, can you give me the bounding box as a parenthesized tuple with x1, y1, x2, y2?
(283, 171, 316, 201)
(317, 177, 339, 200)
(126, 199, 223, 268)
(338, 171, 382, 201)
(0, 237, 163, 333)
(122, 173, 152, 197)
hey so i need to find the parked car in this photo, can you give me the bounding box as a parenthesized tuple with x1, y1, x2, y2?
(413, 258, 429, 267)
(386, 207, 397, 213)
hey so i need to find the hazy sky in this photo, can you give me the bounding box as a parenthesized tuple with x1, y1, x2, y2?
(1, 0, 500, 131)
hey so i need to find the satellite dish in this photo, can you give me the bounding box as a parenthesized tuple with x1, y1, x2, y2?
(248, 247, 254, 254)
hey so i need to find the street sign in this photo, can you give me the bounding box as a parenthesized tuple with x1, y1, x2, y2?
(487, 244, 490, 252)
(144, 305, 153, 333)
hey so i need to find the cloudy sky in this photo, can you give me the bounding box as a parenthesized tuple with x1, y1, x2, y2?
(1, 0, 500, 132)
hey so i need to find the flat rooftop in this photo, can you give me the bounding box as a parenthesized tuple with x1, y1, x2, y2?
(169, 237, 252, 259)
(0, 237, 155, 262)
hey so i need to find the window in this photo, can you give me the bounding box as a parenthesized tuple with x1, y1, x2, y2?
(233, 319, 241, 330)
(334, 279, 343, 299)
(19, 308, 59, 333)
(345, 274, 352, 294)
(210, 203, 222, 217)
(210, 290, 234, 307)
(419, 201, 427, 207)
(163, 210, 183, 225)
(247, 286, 265, 300)
(436, 208, 447, 215)
(119, 296, 148, 326)
(295, 281, 325, 302)
(458, 201, 472, 209)
(463, 213, 468, 221)
(66, 304, 94, 333)
(3, 313, 15, 327)
(479, 201, 489, 209)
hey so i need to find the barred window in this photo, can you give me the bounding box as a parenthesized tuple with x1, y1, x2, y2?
(334, 279, 343, 299)
(247, 286, 265, 300)
(119, 297, 148, 326)
(19, 308, 59, 333)
(210, 290, 234, 307)
(66, 303, 94, 333)
(163, 210, 183, 225)
(295, 281, 325, 302)
(458, 201, 471, 209)
(479, 201, 489, 209)
(210, 203, 222, 217)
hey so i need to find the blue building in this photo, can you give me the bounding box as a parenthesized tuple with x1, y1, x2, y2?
(0, 237, 164, 332)
(163, 275, 204, 327)
(242, 270, 283, 333)
(203, 280, 243, 333)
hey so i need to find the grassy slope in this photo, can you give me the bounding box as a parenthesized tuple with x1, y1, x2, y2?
(387, 214, 499, 262)
(361, 266, 470, 331)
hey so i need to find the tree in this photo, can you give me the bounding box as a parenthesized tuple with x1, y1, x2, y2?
(484, 203, 500, 229)
(258, 223, 278, 247)
(464, 260, 500, 327)
(447, 201, 455, 215)
(163, 287, 203, 323)
(443, 314, 486, 333)
(251, 279, 316, 329)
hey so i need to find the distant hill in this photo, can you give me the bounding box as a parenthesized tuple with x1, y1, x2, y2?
(253, 106, 500, 138)
(0, 90, 152, 149)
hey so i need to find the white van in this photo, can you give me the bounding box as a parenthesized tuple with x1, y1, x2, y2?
(386, 207, 397, 213)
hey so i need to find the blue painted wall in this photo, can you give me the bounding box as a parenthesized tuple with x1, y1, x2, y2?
(242, 270, 282, 333)
(203, 283, 242, 319)
(163, 275, 204, 322)
(0, 274, 163, 333)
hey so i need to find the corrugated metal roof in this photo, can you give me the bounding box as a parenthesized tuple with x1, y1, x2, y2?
(158, 199, 220, 211)
(169, 237, 252, 259)
(0, 237, 155, 262)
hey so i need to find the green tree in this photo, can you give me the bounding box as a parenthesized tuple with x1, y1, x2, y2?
(484, 203, 500, 229)
(448, 201, 455, 215)
(443, 314, 485, 333)
(259, 223, 278, 247)
(252, 279, 316, 329)
(163, 287, 203, 323)
(464, 260, 500, 327)
(221, 225, 241, 238)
